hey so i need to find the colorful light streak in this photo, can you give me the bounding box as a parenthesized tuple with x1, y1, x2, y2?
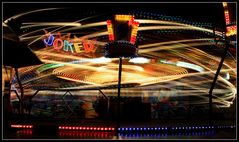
(7, 10, 236, 109)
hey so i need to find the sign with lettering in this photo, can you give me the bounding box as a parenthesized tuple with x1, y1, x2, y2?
(226, 25, 236, 37)
(42, 30, 97, 53)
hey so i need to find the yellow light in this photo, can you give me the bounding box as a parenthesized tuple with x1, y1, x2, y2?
(106, 20, 114, 41)
(74, 42, 84, 53)
(226, 29, 237, 37)
(223, 2, 227, 7)
(115, 15, 133, 21)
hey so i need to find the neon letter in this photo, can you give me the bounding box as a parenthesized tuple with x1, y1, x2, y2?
(74, 42, 84, 53)
(63, 40, 74, 53)
(53, 38, 63, 50)
(44, 34, 55, 46)
(83, 40, 96, 53)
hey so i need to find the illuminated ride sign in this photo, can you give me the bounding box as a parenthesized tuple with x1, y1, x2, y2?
(42, 30, 97, 53)
(104, 15, 140, 58)
(226, 25, 237, 37)
(107, 15, 140, 44)
(222, 2, 236, 37)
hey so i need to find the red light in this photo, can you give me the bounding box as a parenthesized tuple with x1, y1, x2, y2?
(76, 127, 79, 130)
(112, 128, 115, 130)
(226, 25, 237, 36)
(101, 128, 104, 130)
(97, 128, 100, 130)
(65, 127, 69, 129)
(79, 127, 82, 130)
(224, 11, 230, 25)
(72, 127, 75, 130)
(90, 127, 93, 130)
(105, 128, 108, 130)
(93, 127, 96, 130)
(83, 127, 86, 130)
(53, 38, 64, 50)
(107, 20, 112, 24)
(86, 127, 89, 130)
(108, 128, 111, 130)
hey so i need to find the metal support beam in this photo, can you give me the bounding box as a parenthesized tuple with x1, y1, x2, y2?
(99, 89, 110, 122)
(208, 39, 230, 126)
(14, 68, 24, 114)
(27, 90, 40, 115)
(29, 90, 40, 101)
(117, 57, 123, 136)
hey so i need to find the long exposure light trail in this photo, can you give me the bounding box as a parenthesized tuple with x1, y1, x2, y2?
(7, 8, 236, 109)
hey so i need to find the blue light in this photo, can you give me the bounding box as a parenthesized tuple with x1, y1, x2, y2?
(118, 128, 121, 130)
(151, 128, 154, 130)
(125, 128, 128, 130)
(136, 128, 139, 130)
(129, 128, 132, 131)
(192, 127, 194, 129)
(172, 127, 174, 130)
(144, 128, 146, 130)
(202, 126, 204, 129)
(158, 127, 161, 130)
(122, 128, 124, 131)
(165, 127, 168, 130)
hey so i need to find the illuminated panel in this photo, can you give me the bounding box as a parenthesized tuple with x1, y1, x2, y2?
(222, 2, 227, 7)
(223, 2, 230, 25)
(59, 126, 115, 131)
(115, 15, 133, 21)
(224, 10, 230, 25)
(11, 124, 33, 129)
(130, 21, 140, 44)
(106, 20, 114, 41)
(226, 25, 237, 36)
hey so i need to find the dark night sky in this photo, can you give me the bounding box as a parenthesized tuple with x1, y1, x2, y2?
(3, 3, 226, 22)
